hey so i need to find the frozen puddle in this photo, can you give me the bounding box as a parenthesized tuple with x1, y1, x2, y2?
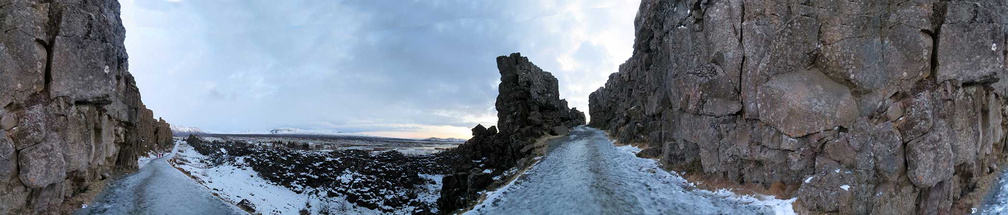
(465, 126, 796, 215)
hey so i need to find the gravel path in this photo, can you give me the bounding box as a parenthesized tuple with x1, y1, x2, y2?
(75, 140, 245, 215)
(467, 126, 792, 215)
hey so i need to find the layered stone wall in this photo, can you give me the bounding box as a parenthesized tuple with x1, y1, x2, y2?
(589, 0, 1008, 213)
(0, 0, 172, 213)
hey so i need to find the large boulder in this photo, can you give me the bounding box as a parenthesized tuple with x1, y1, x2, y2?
(936, 2, 1006, 84)
(17, 137, 66, 188)
(905, 125, 955, 188)
(757, 69, 859, 137)
(851, 121, 903, 182)
(10, 105, 46, 149)
(0, 1, 47, 104)
(796, 170, 855, 213)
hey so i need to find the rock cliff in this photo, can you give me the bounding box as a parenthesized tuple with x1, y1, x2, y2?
(589, 0, 1008, 214)
(439, 53, 586, 213)
(0, 0, 172, 213)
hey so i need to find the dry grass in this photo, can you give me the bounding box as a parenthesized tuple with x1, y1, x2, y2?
(952, 156, 1008, 214)
(682, 173, 799, 199)
(58, 175, 112, 213)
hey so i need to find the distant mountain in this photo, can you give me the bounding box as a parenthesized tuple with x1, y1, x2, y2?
(171, 125, 206, 136)
(266, 128, 348, 135)
(421, 137, 468, 143)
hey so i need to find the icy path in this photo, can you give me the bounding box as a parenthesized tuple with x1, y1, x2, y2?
(75, 140, 245, 215)
(466, 127, 794, 215)
(979, 169, 1008, 213)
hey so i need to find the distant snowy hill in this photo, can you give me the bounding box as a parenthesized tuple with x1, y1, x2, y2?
(185, 127, 465, 143)
(254, 128, 355, 136)
(170, 125, 206, 136)
(421, 137, 467, 143)
(248, 128, 467, 142)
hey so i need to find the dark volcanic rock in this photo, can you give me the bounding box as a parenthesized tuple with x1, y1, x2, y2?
(757, 69, 858, 137)
(496, 53, 586, 133)
(906, 127, 954, 188)
(185, 136, 451, 214)
(439, 53, 585, 213)
(0, 131, 15, 179)
(18, 138, 66, 189)
(237, 199, 256, 213)
(588, 0, 1008, 214)
(0, 0, 172, 213)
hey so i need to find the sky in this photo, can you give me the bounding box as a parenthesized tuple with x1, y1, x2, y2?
(120, 0, 640, 139)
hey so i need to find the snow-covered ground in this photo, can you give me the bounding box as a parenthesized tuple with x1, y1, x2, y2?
(76, 140, 246, 215)
(172, 138, 448, 214)
(82, 127, 800, 215)
(465, 126, 796, 214)
(171, 143, 386, 214)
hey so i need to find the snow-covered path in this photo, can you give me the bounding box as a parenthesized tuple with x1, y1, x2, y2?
(467, 127, 793, 215)
(75, 140, 245, 215)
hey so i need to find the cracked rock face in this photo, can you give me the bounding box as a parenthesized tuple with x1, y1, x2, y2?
(589, 0, 1008, 214)
(0, 0, 172, 214)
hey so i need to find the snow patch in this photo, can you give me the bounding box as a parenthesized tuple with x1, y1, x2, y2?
(137, 152, 157, 169)
(173, 143, 384, 214)
(616, 144, 644, 154)
(465, 167, 527, 215)
(840, 185, 850, 191)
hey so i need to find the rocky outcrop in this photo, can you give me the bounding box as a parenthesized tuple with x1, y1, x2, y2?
(589, 0, 1008, 214)
(0, 0, 172, 214)
(439, 53, 585, 213)
(185, 135, 452, 214)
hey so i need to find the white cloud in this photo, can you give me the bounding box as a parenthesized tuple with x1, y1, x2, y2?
(121, 0, 640, 138)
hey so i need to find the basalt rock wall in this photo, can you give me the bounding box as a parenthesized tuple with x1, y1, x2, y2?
(589, 0, 1008, 214)
(0, 0, 172, 214)
(439, 53, 585, 213)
